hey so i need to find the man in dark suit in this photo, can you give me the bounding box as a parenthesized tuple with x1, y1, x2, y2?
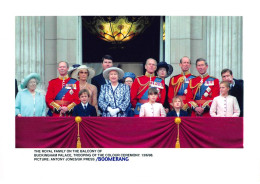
(221, 69, 244, 117)
(15, 79, 18, 98)
(72, 89, 97, 117)
(91, 55, 113, 97)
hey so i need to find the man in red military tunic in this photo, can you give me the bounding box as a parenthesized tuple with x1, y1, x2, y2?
(130, 58, 166, 117)
(168, 56, 196, 113)
(46, 61, 80, 117)
(186, 58, 220, 116)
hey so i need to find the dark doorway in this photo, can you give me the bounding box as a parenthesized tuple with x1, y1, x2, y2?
(82, 16, 161, 64)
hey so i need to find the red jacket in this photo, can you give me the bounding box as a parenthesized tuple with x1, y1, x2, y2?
(45, 75, 80, 116)
(186, 73, 220, 116)
(168, 71, 195, 109)
(130, 73, 166, 108)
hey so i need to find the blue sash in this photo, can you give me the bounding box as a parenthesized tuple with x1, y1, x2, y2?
(177, 75, 196, 96)
(134, 77, 163, 115)
(47, 78, 77, 116)
(195, 77, 215, 100)
(55, 78, 77, 100)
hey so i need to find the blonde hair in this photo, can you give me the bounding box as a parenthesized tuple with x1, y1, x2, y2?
(172, 96, 184, 108)
(220, 81, 230, 89)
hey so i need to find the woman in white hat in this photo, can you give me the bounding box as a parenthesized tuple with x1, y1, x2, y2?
(70, 65, 98, 113)
(98, 67, 130, 117)
(15, 73, 46, 116)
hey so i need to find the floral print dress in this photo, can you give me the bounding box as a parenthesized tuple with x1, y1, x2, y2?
(98, 83, 130, 117)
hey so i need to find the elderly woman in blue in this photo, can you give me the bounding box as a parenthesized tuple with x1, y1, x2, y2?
(98, 67, 130, 117)
(15, 73, 46, 117)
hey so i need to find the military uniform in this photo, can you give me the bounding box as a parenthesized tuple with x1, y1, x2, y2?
(186, 73, 220, 116)
(46, 74, 80, 117)
(130, 72, 166, 116)
(168, 71, 196, 111)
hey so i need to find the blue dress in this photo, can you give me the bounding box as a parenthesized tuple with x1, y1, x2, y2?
(15, 89, 46, 116)
(98, 83, 130, 117)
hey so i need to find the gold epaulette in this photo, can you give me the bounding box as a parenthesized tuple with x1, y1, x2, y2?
(50, 101, 61, 111)
(67, 102, 77, 112)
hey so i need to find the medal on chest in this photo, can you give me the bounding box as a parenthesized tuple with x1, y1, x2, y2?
(205, 80, 214, 86)
(65, 84, 77, 89)
(150, 81, 164, 89)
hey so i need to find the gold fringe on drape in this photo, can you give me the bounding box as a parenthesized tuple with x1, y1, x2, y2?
(75, 116, 82, 148)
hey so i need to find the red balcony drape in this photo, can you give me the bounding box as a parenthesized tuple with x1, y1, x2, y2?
(15, 117, 243, 148)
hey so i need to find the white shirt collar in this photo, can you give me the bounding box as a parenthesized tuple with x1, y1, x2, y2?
(81, 102, 88, 108)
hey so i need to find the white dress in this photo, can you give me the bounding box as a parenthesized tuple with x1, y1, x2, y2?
(210, 95, 240, 117)
(139, 102, 166, 117)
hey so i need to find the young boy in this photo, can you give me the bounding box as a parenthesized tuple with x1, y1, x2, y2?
(139, 87, 166, 117)
(167, 96, 189, 117)
(72, 89, 97, 117)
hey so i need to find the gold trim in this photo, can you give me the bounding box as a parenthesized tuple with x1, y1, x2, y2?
(136, 77, 150, 96)
(189, 101, 198, 109)
(50, 101, 61, 111)
(170, 77, 175, 86)
(181, 71, 191, 75)
(58, 74, 69, 80)
(137, 77, 150, 86)
(200, 73, 209, 78)
(75, 116, 82, 148)
(145, 72, 155, 77)
(202, 100, 212, 109)
(182, 104, 189, 111)
(189, 79, 203, 100)
(174, 117, 181, 148)
(67, 102, 76, 112)
(170, 76, 185, 97)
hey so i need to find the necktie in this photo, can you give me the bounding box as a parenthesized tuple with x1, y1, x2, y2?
(84, 105, 87, 110)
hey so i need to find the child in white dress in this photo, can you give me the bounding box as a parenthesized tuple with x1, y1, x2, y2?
(139, 87, 166, 117)
(210, 81, 240, 117)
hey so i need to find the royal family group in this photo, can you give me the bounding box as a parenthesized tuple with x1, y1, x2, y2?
(15, 55, 243, 118)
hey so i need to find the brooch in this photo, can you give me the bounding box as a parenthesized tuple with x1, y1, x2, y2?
(69, 89, 74, 95)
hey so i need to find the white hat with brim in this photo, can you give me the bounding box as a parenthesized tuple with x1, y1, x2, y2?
(20, 73, 41, 89)
(68, 64, 81, 77)
(103, 67, 124, 80)
(71, 65, 95, 81)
